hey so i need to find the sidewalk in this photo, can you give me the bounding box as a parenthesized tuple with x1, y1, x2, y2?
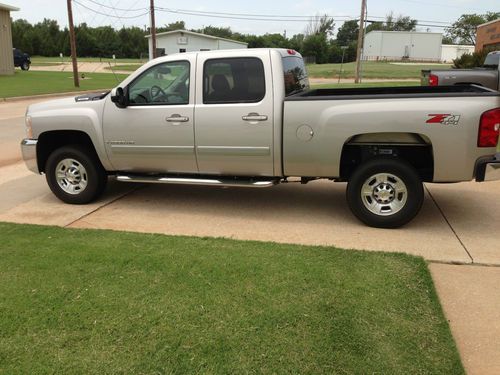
(431, 264, 500, 375)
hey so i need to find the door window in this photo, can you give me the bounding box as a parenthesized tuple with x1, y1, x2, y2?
(203, 58, 265, 104)
(128, 61, 190, 105)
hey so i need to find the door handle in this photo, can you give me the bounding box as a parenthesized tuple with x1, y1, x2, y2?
(166, 114, 189, 123)
(242, 113, 268, 122)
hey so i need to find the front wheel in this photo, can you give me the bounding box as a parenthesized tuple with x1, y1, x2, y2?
(21, 62, 30, 71)
(45, 145, 107, 204)
(346, 158, 424, 228)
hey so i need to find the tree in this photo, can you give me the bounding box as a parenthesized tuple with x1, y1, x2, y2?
(302, 33, 329, 63)
(305, 14, 335, 37)
(336, 20, 359, 46)
(156, 21, 185, 33)
(198, 26, 233, 39)
(366, 12, 417, 33)
(445, 12, 500, 45)
(289, 33, 305, 52)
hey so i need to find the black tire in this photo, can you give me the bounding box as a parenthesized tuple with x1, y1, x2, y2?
(45, 145, 107, 204)
(21, 62, 30, 71)
(346, 158, 424, 228)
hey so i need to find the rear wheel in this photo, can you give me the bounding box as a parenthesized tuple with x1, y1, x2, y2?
(346, 158, 424, 228)
(45, 145, 107, 204)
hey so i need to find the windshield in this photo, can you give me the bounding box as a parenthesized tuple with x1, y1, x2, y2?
(483, 53, 499, 67)
(282, 56, 310, 96)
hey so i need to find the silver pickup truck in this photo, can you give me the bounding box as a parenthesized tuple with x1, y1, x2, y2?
(21, 48, 500, 228)
(422, 51, 500, 90)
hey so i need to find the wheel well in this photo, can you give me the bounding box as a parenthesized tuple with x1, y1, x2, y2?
(37, 130, 99, 173)
(340, 133, 434, 182)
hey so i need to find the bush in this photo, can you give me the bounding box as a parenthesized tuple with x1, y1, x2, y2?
(452, 48, 492, 68)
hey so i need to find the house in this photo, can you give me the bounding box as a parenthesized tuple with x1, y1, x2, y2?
(145, 29, 248, 60)
(0, 2, 19, 75)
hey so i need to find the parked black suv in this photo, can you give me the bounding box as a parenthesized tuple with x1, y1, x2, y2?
(13, 48, 31, 71)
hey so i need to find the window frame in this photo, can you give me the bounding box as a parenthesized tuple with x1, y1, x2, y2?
(126, 59, 191, 107)
(202, 57, 266, 105)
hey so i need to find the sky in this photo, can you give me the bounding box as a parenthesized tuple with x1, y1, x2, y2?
(7, 0, 500, 37)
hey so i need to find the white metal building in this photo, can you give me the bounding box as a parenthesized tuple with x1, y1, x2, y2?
(146, 30, 248, 60)
(364, 31, 443, 62)
(440, 44, 475, 63)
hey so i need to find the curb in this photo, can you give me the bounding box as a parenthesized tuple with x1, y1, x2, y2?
(1, 89, 110, 103)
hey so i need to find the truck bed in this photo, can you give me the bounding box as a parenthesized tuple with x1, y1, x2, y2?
(286, 85, 498, 101)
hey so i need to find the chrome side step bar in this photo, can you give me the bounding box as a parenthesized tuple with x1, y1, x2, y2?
(116, 174, 280, 188)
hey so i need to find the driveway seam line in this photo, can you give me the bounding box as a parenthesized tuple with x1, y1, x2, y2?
(425, 185, 474, 263)
(64, 185, 141, 228)
(428, 260, 500, 268)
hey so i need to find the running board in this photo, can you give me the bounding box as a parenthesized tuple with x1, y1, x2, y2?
(116, 174, 280, 188)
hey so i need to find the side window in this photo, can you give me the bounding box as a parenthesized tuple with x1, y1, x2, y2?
(203, 58, 265, 104)
(128, 61, 190, 105)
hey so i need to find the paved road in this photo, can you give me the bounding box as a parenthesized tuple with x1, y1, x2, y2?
(1, 96, 499, 373)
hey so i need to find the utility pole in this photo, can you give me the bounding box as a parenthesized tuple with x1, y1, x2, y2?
(66, 0, 79, 87)
(354, 0, 367, 84)
(150, 0, 157, 59)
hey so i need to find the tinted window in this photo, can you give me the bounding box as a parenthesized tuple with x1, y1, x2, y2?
(483, 53, 499, 67)
(128, 61, 190, 105)
(203, 58, 265, 104)
(282, 56, 310, 96)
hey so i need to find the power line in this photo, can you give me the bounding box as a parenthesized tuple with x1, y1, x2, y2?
(73, 0, 150, 19)
(81, 0, 148, 12)
(396, 0, 496, 12)
(155, 8, 356, 22)
(76, 0, 455, 26)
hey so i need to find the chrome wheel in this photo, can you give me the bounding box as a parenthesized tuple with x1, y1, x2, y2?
(361, 173, 408, 216)
(55, 158, 88, 195)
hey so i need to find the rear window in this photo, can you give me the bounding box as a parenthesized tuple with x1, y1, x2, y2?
(203, 57, 265, 104)
(483, 53, 499, 68)
(282, 56, 310, 96)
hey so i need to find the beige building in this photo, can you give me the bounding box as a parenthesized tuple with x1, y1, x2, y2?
(146, 30, 247, 60)
(0, 2, 19, 75)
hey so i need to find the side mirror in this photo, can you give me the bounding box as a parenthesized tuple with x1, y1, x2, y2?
(110, 87, 128, 108)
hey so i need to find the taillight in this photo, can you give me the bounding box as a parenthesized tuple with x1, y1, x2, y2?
(478, 108, 500, 147)
(428, 74, 439, 86)
(287, 49, 297, 55)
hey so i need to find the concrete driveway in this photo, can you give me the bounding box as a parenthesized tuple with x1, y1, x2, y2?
(1, 96, 498, 265)
(1, 96, 499, 374)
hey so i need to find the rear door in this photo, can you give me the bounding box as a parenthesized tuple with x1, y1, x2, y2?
(194, 50, 275, 176)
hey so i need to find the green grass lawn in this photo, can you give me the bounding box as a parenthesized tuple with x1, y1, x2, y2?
(104, 63, 144, 72)
(307, 61, 452, 79)
(0, 71, 129, 99)
(0, 222, 463, 374)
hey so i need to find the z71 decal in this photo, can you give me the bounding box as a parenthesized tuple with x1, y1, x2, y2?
(426, 114, 461, 126)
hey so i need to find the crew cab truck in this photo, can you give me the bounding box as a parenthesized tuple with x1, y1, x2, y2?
(422, 51, 500, 90)
(21, 49, 500, 228)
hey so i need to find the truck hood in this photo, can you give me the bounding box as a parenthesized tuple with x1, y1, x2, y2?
(27, 92, 109, 115)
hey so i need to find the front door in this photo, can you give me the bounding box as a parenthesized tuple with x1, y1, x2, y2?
(103, 58, 198, 173)
(194, 52, 275, 176)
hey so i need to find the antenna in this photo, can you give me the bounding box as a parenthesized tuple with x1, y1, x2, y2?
(107, 62, 120, 83)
